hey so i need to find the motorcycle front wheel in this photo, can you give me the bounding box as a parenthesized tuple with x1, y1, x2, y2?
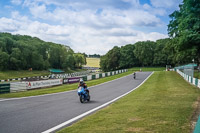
(87, 94, 90, 102)
(80, 95, 84, 103)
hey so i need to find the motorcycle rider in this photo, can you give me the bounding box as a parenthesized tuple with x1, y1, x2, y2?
(78, 79, 89, 94)
(133, 72, 136, 79)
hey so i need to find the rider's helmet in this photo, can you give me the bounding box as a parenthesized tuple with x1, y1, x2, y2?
(80, 79, 84, 84)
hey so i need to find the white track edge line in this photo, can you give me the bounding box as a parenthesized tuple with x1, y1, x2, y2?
(42, 72, 154, 133)
(0, 73, 133, 102)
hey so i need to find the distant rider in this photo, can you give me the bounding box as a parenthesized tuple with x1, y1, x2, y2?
(78, 79, 89, 94)
(133, 72, 136, 79)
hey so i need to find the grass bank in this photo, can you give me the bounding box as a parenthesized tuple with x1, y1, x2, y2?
(194, 71, 200, 79)
(0, 70, 50, 80)
(0, 69, 87, 80)
(130, 67, 165, 71)
(58, 71, 200, 133)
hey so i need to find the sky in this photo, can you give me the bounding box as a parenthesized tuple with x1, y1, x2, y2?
(0, 0, 182, 55)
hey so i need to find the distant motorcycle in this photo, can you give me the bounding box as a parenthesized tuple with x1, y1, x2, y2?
(133, 72, 136, 79)
(77, 87, 90, 103)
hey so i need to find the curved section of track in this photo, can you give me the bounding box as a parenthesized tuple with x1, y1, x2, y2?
(0, 72, 152, 133)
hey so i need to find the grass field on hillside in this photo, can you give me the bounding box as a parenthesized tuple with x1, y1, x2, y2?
(58, 71, 200, 133)
(86, 58, 100, 67)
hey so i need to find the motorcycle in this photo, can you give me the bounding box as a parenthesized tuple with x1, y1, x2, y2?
(133, 72, 136, 79)
(77, 87, 90, 103)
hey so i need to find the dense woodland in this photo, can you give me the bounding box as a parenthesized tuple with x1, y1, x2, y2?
(0, 33, 86, 71)
(100, 0, 200, 71)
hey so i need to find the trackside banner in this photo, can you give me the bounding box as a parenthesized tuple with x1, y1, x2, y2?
(63, 77, 80, 84)
(26, 79, 63, 89)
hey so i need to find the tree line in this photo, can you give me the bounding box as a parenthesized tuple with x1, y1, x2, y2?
(0, 33, 86, 71)
(100, 0, 199, 72)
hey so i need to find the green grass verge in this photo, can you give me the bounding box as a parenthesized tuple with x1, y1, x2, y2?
(0, 70, 50, 80)
(194, 71, 200, 79)
(58, 71, 200, 133)
(130, 67, 165, 71)
(0, 69, 88, 80)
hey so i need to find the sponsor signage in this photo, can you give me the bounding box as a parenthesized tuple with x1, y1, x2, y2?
(63, 77, 80, 84)
(27, 79, 63, 89)
(63, 78, 68, 84)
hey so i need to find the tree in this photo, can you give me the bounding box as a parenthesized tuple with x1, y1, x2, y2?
(74, 53, 86, 68)
(0, 50, 9, 70)
(168, 0, 200, 67)
(134, 41, 156, 66)
(153, 39, 171, 66)
(119, 44, 138, 68)
(100, 46, 120, 71)
(9, 48, 22, 70)
(0, 32, 77, 71)
(100, 55, 108, 71)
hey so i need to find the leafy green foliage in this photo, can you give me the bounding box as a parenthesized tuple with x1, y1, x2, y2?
(134, 41, 155, 66)
(119, 44, 139, 68)
(100, 46, 120, 71)
(0, 33, 86, 71)
(168, 0, 200, 65)
(100, 40, 175, 71)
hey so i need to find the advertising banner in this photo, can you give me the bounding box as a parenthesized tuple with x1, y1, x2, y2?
(63, 77, 80, 84)
(27, 79, 63, 89)
(87, 75, 92, 80)
(63, 78, 68, 84)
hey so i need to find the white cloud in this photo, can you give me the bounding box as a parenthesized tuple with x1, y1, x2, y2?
(11, 0, 23, 5)
(29, 4, 47, 18)
(0, 0, 174, 54)
(27, 3, 163, 29)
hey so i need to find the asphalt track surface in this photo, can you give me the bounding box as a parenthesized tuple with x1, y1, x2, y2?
(0, 72, 152, 133)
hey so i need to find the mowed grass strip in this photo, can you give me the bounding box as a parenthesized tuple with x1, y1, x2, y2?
(0, 69, 87, 80)
(0, 70, 50, 80)
(58, 71, 200, 133)
(130, 67, 165, 71)
(0, 70, 134, 98)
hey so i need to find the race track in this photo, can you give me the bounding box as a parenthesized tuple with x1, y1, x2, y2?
(0, 72, 152, 133)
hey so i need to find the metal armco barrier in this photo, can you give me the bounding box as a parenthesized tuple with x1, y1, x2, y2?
(92, 75, 96, 80)
(0, 83, 10, 94)
(175, 69, 200, 133)
(82, 76, 87, 81)
(82, 69, 127, 82)
(1, 69, 127, 93)
(176, 69, 200, 88)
